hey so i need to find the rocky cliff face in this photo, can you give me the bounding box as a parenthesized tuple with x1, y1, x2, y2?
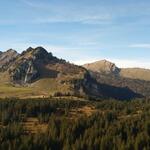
(83, 60, 150, 98)
(10, 60, 38, 84)
(0, 49, 19, 71)
(8, 47, 59, 84)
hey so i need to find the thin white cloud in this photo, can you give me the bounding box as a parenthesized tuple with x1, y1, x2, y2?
(129, 44, 150, 48)
(21, 0, 150, 26)
(35, 14, 111, 25)
(21, 0, 112, 25)
(21, 0, 42, 8)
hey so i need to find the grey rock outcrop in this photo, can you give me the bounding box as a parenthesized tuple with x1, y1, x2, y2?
(10, 60, 38, 84)
(9, 47, 58, 84)
(0, 49, 19, 71)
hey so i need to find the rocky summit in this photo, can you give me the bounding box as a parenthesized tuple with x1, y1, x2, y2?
(8, 47, 58, 84)
(83, 60, 120, 75)
(83, 60, 150, 98)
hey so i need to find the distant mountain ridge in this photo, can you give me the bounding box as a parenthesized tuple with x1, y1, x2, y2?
(83, 60, 120, 75)
(120, 68, 150, 81)
(83, 60, 150, 81)
(83, 60, 150, 98)
(0, 47, 142, 100)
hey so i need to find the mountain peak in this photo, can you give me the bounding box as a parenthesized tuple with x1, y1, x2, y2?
(6, 49, 18, 54)
(83, 59, 120, 74)
(20, 46, 53, 61)
(100, 59, 110, 62)
(0, 49, 19, 70)
(25, 46, 48, 54)
(8, 46, 63, 84)
(26, 47, 33, 52)
(32, 47, 50, 58)
(32, 47, 55, 62)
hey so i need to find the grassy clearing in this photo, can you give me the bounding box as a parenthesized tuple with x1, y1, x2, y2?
(0, 77, 76, 98)
(0, 84, 33, 97)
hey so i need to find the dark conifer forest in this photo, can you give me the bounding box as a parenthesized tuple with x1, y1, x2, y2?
(1, 98, 150, 150)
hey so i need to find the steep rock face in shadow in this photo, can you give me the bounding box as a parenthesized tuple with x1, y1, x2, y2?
(83, 60, 150, 98)
(81, 73, 143, 100)
(10, 60, 38, 84)
(8, 47, 59, 84)
(95, 73, 150, 98)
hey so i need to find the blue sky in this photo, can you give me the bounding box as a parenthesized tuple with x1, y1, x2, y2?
(0, 0, 150, 68)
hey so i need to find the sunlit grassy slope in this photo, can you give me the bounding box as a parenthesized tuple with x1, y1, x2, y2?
(0, 76, 75, 98)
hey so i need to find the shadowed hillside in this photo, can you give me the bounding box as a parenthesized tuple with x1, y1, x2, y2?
(83, 60, 150, 98)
